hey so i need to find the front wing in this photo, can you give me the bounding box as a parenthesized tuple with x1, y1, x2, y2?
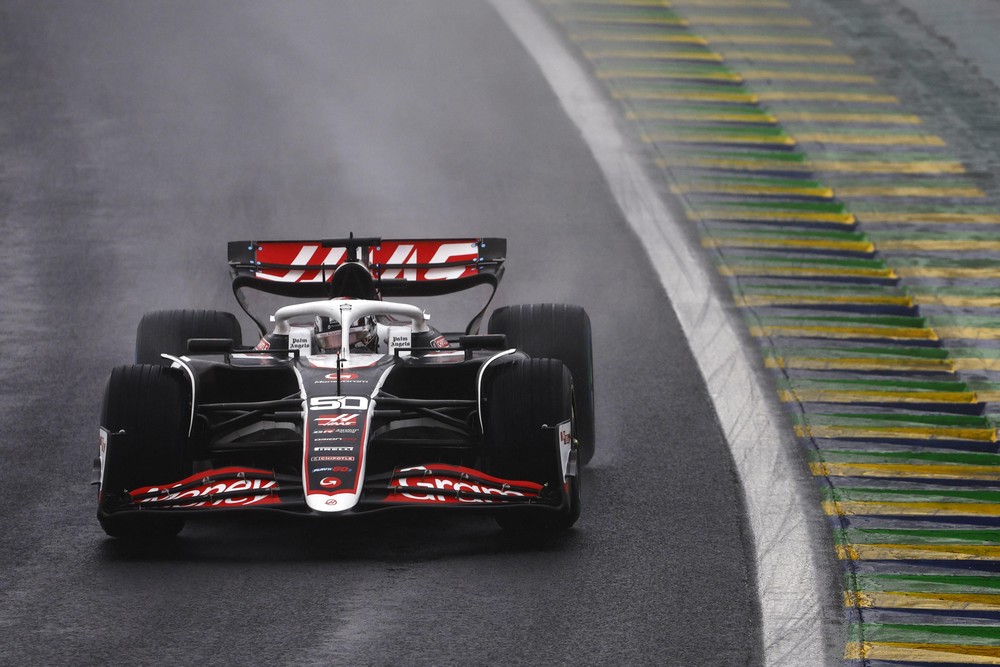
(97, 462, 570, 516)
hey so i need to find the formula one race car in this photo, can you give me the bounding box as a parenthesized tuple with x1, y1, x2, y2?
(95, 236, 594, 538)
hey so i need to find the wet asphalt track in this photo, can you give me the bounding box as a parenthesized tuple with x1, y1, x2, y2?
(0, 2, 763, 665)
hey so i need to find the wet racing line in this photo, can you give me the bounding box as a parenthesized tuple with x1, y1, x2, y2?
(534, 0, 1000, 665)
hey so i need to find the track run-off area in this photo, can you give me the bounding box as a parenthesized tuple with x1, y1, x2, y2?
(522, 0, 1000, 665)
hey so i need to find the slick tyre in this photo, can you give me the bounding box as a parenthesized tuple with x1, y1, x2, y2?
(485, 358, 580, 532)
(98, 364, 190, 539)
(488, 304, 595, 464)
(136, 309, 242, 365)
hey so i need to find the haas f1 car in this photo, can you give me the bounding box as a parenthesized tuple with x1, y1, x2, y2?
(96, 237, 594, 538)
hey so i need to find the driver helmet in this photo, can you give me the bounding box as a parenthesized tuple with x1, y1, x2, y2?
(315, 314, 377, 352)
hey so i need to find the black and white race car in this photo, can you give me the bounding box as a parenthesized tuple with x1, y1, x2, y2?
(96, 236, 594, 538)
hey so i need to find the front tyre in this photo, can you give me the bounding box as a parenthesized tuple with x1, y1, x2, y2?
(98, 364, 190, 539)
(489, 304, 595, 465)
(485, 358, 580, 532)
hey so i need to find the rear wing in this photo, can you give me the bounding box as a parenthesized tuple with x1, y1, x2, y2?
(228, 237, 506, 334)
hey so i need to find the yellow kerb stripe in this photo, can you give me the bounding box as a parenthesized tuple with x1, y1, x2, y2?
(838, 186, 983, 197)
(629, 110, 776, 122)
(570, 33, 709, 44)
(858, 212, 1000, 224)
(811, 461, 998, 480)
(757, 91, 898, 103)
(703, 237, 874, 252)
(752, 325, 933, 340)
(838, 543, 1000, 560)
(688, 209, 855, 223)
(824, 500, 1000, 516)
(845, 641, 1000, 663)
(584, 49, 724, 61)
(738, 294, 911, 308)
(953, 357, 1000, 371)
(884, 240, 1000, 253)
(686, 15, 811, 26)
(815, 160, 962, 173)
(896, 267, 1000, 279)
(721, 52, 854, 64)
(776, 111, 920, 124)
(657, 157, 964, 174)
(613, 90, 758, 102)
(597, 69, 743, 81)
(673, 183, 831, 197)
(803, 424, 994, 441)
(722, 265, 894, 278)
(706, 35, 832, 46)
(935, 327, 1000, 341)
(764, 356, 954, 372)
(555, 15, 688, 26)
(673, 0, 790, 6)
(785, 389, 977, 404)
(975, 390, 1000, 401)
(848, 590, 1000, 611)
(793, 132, 945, 146)
(742, 71, 876, 83)
(643, 132, 794, 145)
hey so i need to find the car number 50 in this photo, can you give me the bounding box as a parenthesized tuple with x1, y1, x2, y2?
(309, 396, 370, 411)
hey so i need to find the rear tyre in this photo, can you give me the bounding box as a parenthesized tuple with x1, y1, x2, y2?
(488, 304, 595, 464)
(485, 358, 580, 532)
(136, 309, 242, 365)
(98, 364, 190, 539)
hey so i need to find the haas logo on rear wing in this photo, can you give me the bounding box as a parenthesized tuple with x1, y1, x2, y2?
(228, 236, 506, 337)
(229, 237, 505, 284)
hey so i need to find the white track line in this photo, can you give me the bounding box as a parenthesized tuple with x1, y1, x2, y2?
(491, 1, 835, 664)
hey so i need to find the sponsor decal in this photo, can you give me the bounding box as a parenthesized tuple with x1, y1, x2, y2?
(130, 468, 281, 508)
(253, 240, 480, 283)
(307, 354, 382, 370)
(558, 421, 572, 446)
(430, 335, 450, 349)
(557, 419, 573, 476)
(388, 326, 412, 352)
(314, 414, 358, 427)
(302, 363, 386, 505)
(389, 465, 542, 504)
(376, 241, 479, 281)
(289, 327, 313, 357)
(319, 477, 342, 489)
(315, 372, 365, 385)
(254, 337, 270, 351)
(98, 428, 109, 487)
(253, 243, 347, 283)
(324, 372, 359, 381)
